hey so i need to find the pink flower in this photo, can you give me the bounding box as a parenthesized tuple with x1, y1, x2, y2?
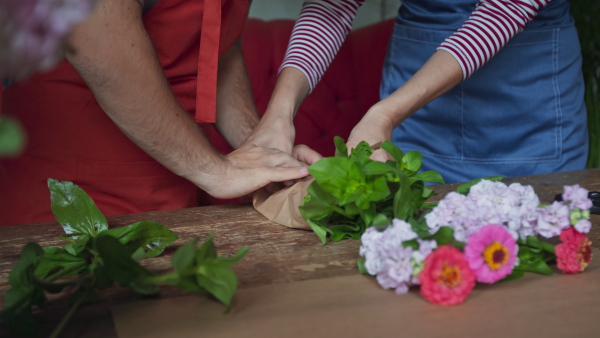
(464, 224, 518, 283)
(0, 0, 97, 77)
(419, 245, 475, 306)
(556, 227, 592, 274)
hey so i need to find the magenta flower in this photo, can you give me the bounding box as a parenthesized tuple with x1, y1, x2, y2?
(556, 227, 592, 274)
(419, 245, 476, 306)
(464, 224, 518, 284)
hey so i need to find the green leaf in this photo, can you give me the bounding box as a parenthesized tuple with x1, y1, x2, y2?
(48, 179, 108, 238)
(7, 243, 44, 289)
(1, 243, 46, 336)
(334, 136, 348, 158)
(357, 259, 369, 275)
(363, 161, 395, 176)
(103, 221, 178, 258)
(393, 171, 412, 220)
(380, 141, 405, 164)
(94, 234, 158, 294)
(305, 218, 330, 245)
(401, 151, 422, 174)
(63, 234, 91, 256)
(455, 176, 505, 195)
(0, 117, 25, 156)
(371, 213, 391, 227)
(195, 234, 218, 262)
(517, 258, 553, 276)
(172, 239, 200, 274)
(34, 246, 87, 280)
(411, 170, 445, 185)
(196, 264, 239, 313)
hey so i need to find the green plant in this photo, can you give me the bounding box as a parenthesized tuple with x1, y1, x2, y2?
(1, 179, 248, 337)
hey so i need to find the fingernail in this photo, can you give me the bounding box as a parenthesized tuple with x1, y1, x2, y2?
(299, 167, 309, 175)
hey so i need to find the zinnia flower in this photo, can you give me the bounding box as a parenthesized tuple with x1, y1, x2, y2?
(464, 224, 518, 283)
(419, 245, 475, 305)
(555, 227, 592, 274)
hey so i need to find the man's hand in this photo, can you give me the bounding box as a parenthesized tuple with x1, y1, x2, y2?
(196, 143, 310, 199)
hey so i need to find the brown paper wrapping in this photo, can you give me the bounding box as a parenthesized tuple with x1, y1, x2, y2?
(112, 250, 600, 338)
(251, 177, 314, 230)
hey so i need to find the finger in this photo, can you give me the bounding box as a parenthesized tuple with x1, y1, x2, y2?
(370, 149, 393, 163)
(292, 145, 322, 165)
(265, 166, 310, 183)
(264, 151, 304, 168)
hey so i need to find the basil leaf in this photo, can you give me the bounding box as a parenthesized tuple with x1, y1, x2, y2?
(48, 179, 108, 237)
(196, 264, 239, 313)
(381, 141, 405, 164)
(334, 136, 348, 158)
(34, 247, 87, 280)
(401, 151, 422, 174)
(94, 235, 158, 294)
(103, 221, 178, 258)
(172, 239, 200, 274)
(411, 170, 445, 185)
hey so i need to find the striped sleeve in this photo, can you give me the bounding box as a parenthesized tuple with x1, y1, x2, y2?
(279, 0, 364, 92)
(438, 0, 551, 79)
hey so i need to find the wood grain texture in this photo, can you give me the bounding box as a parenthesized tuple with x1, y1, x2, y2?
(1, 168, 599, 337)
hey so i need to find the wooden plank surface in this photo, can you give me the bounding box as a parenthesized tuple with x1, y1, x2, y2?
(1, 169, 599, 337)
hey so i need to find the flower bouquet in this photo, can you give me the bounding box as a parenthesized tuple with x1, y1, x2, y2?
(300, 137, 593, 305)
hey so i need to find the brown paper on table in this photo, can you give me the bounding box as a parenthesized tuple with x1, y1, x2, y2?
(251, 177, 314, 230)
(113, 250, 600, 338)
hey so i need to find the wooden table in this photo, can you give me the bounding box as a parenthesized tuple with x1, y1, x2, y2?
(1, 169, 599, 337)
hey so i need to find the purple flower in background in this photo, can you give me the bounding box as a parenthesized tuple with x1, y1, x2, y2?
(536, 201, 571, 238)
(0, 0, 97, 77)
(425, 180, 542, 241)
(562, 185, 592, 211)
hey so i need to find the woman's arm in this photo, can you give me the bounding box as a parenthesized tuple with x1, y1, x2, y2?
(244, 0, 363, 160)
(348, 0, 551, 160)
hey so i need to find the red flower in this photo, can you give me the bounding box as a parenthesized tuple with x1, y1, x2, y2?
(419, 245, 476, 305)
(556, 227, 592, 274)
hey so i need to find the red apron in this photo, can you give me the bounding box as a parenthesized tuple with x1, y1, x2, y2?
(0, 0, 249, 226)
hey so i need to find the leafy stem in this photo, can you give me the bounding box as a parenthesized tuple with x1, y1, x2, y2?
(48, 285, 92, 338)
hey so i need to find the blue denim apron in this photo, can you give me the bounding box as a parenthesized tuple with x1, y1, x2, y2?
(384, 0, 588, 183)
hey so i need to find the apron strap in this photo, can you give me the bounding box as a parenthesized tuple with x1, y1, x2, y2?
(195, 0, 222, 123)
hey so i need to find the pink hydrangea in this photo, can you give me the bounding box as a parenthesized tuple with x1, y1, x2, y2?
(0, 0, 97, 77)
(419, 245, 475, 306)
(562, 185, 593, 211)
(464, 224, 518, 283)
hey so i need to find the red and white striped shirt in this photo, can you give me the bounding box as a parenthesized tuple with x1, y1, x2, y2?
(280, 0, 551, 91)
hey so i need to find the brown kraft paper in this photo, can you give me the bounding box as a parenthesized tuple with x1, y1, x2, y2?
(252, 176, 313, 230)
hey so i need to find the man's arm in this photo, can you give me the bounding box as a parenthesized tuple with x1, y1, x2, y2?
(65, 0, 309, 199)
(214, 45, 260, 149)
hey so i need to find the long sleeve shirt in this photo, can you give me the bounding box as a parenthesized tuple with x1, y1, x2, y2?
(280, 0, 550, 91)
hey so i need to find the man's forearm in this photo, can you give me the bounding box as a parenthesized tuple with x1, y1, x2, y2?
(65, 0, 222, 188)
(214, 45, 260, 149)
